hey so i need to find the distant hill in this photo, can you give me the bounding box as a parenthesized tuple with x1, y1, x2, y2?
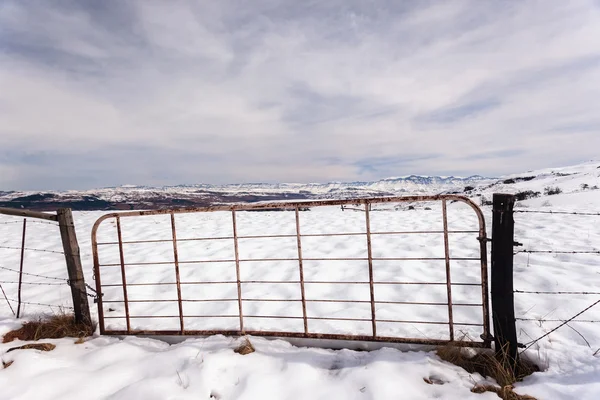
(0, 175, 490, 211)
(2, 162, 599, 211)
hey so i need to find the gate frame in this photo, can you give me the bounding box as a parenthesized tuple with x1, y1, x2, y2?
(91, 195, 490, 347)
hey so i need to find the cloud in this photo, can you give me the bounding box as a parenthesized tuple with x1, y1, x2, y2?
(0, 0, 599, 190)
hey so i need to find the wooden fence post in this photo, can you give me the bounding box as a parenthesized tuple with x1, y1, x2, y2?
(491, 194, 519, 363)
(57, 208, 91, 325)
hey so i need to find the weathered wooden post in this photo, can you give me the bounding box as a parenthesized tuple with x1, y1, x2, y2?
(491, 194, 519, 363)
(57, 208, 91, 325)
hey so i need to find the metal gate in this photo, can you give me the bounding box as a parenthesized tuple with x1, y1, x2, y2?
(92, 195, 490, 347)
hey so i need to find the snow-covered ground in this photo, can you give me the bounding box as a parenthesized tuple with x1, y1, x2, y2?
(1, 162, 600, 399)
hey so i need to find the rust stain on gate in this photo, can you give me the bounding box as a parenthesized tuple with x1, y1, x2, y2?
(92, 195, 491, 348)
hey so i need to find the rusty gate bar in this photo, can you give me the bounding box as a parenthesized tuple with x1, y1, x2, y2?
(91, 195, 484, 215)
(364, 201, 377, 337)
(115, 215, 131, 333)
(295, 206, 309, 334)
(92, 228, 105, 333)
(231, 210, 245, 334)
(170, 212, 185, 334)
(99, 280, 482, 286)
(92, 194, 491, 347)
(479, 220, 491, 343)
(96, 230, 481, 246)
(92, 329, 489, 348)
(442, 200, 454, 341)
(96, 257, 481, 268)
(95, 256, 481, 267)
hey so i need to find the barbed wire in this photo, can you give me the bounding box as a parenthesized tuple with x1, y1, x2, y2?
(0, 280, 66, 286)
(27, 219, 59, 226)
(517, 318, 600, 323)
(6, 298, 74, 310)
(515, 289, 600, 295)
(0, 219, 58, 226)
(0, 266, 67, 281)
(515, 250, 600, 255)
(521, 299, 600, 351)
(515, 210, 600, 216)
(0, 245, 64, 255)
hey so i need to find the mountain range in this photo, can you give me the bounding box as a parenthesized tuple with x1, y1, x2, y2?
(1, 161, 599, 211)
(0, 175, 490, 210)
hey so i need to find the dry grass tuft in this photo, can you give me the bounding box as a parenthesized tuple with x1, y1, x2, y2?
(7, 343, 56, 353)
(2, 360, 13, 369)
(471, 385, 537, 400)
(2, 313, 94, 343)
(234, 337, 255, 355)
(74, 337, 86, 345)
(436, 344, 539, 400)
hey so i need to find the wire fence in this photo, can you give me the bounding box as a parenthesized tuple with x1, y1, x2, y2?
(0, 215, 75, 317)
(513, 208, 600, 352)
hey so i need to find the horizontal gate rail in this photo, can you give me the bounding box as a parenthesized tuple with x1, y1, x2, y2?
(92, 195, 490, 348)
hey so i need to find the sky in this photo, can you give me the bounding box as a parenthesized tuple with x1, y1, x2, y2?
(1, 0, 600, 191)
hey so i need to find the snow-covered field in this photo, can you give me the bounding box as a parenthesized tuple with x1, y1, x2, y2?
(2, 164, 600, 399)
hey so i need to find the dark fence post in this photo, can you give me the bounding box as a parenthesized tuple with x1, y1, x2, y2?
(16, 218, 26, 318)
(57, 208, 91, 325)
(491, 194, 518, 363)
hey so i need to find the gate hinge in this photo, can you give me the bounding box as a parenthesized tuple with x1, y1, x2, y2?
(513, 241, 523, 247)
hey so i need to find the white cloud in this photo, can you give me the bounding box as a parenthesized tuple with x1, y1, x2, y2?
(0, 0, 599, 190)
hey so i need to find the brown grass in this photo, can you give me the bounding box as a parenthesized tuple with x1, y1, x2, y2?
(234, 337, 255, 355)
(2, 360, 13, 369)
(6, 343, 56, 353)
(436, 345, 539, 400)
(471, 384, 537, 400)
(2, 313, 94, 343)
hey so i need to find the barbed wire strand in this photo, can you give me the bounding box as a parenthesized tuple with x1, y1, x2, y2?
(522, 299, 600, 352)
(515, 210, 600, 216)
(515, 289, 600, 295)
(517, 318, 600, 323)
(6, 298, 74, 310)
(25, 220, 59, 226)
(0, 282, 15, 316)
(0, 245, 64, 255)
(0, 220, 59, 226)
(0, 266, 67, 282)
(0, 280, 66, 286)
(515, 250, 600, 255)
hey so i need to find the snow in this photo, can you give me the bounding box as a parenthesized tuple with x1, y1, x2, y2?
(2, 162, 600, 399)
(0, 334, 503, 400)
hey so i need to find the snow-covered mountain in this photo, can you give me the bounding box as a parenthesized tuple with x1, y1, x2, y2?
(1, 161, 599, 210)
(0, 175, 491, 210)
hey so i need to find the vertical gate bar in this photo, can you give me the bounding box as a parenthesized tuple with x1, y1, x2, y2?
(295, 207, 309, 335)
(91, 222, 105, 334)
(479, 223, 491, 346)
(170, 212, 185, 334)
(364, 202, 377, 337)
(116, 216, 131, 333)
(442, 200, 455, 341)
(232, 210, 245, 334)
(16, 218, 26, 318)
